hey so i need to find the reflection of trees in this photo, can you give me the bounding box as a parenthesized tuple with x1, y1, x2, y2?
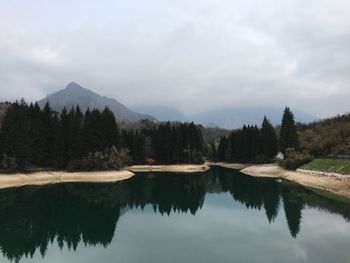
(217, 167, 280, 222)
(0, 173, 210, 262)
(215, 167, 350, 238)
(0, 167, 350, 261)
(282, 186, 304, 238)
(0, 186, 120, 262)
(124, 173, 209, 215)
(263, 182, 280, 223)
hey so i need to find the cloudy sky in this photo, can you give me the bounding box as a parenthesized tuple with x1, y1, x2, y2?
(0, 0, 349, 117)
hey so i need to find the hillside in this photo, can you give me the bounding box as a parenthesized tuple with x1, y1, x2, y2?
(302, 159, 350, 174)
(298, 113, 350, 157)
(38, 82, 156, 122)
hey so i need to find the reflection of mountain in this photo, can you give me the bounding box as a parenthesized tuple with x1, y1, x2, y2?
(0, 167, 350, 261)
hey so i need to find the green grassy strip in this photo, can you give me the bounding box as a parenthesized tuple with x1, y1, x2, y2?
(302, 159, 350, 174)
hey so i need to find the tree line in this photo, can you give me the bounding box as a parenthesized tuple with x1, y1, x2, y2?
(298, 113, 350, 157)
(120, 121, 204, 164)
(0, 100, 205, 172)
(215, 107, 300, 163)
(0, 100, 321, 171)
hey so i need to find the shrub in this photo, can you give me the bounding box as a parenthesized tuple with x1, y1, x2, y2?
(0, 154, 18, 173)
(279, 148, 313, 170)
(67, 147, 131, 172)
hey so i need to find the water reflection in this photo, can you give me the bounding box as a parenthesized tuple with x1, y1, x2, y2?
(0, 167, 349, 262)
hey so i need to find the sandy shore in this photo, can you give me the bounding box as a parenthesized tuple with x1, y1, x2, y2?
(126, 164, 210, 173)
(241, 164, 350, 201)
(2, 162, 349, 202)
(207, 162, 251, 170)
(0, 170, 135, 190)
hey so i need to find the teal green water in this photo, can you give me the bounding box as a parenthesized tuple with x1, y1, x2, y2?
(0, 167, 350, 263)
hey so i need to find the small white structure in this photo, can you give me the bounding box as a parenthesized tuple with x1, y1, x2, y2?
(275, 152, 284, 160)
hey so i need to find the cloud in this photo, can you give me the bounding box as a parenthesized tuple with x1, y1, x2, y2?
(0, 0, 349, 117)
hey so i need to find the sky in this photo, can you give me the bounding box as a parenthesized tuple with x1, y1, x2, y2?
(0, 0, 349, 117)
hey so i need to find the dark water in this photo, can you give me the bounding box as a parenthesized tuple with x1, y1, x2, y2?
(0, 167, 350, 263)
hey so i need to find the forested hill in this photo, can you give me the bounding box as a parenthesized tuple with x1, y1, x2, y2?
(0, 101, 205, 172)
(38, 82, 156, 122)
(298, 113, 350, 157)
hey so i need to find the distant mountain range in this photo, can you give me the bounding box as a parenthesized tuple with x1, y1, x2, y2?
(188, 107, 317, 129)
(37, 81, 316, 128)
(131, 105, 187, 122)
(133, 105, 317, 129)
(38, 82, 155, 122)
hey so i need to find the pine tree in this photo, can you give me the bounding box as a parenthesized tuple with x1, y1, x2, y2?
(280, 107, 299, 154)
(39, 102, 56, 166)
(217, 136, 228, 161)
(261, 116, 278, 159)
(101, 107, 120, 148)
(1, 100, 33, 170)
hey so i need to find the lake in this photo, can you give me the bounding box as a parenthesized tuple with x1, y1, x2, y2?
(0, 167, 350, 263)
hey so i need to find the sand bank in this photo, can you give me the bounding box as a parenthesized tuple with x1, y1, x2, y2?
(206, 162, 251, 170)
(126, 164, 210, 173)
(0, 170, 135, 190)
(241, 164, 350, 201)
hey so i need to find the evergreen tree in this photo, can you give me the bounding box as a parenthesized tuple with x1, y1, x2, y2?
(1, 100, 33, 170)
(280, 107, 299, 154)
(217, 136, 228, 161)
(55, 107, 70, 168)
(261, 116, 278, 159)
(101, 107, 120, 148)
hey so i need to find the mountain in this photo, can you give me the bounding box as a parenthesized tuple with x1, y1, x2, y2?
(38, 82, 156, 122)
(189, 107, 317, 129)
(131, 106, 187, 122)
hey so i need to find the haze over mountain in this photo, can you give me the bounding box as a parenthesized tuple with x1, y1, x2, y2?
(189, 107, 316, 129)
(131, 106, 187, 122)
(37, 82, 316, 128)
(38, 82, 155, 122)
(132, 105, 317, 129)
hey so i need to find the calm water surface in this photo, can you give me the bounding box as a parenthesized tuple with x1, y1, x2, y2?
(0, 167, 350, 263)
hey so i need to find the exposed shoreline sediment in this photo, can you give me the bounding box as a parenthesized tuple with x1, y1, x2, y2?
(126, 164, 210, 173)
(240, 164, 350, 201)
(1, 162, 349, 203)
(0, 170, 135, 190)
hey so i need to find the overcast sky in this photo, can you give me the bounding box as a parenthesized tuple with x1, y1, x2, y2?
(0, 0, 349, 117)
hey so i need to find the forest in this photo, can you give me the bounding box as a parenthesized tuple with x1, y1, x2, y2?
(0, 99, 348, 173)
(215, 108, 300, 164)
(0, 100, 204, 172)
(298, 113, 350, 157)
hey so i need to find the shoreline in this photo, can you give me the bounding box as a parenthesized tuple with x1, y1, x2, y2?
(0, 162, 349, 203)
(240, 164, 350, 202)
(206, 162, 250, 170)
(126, 164, 210, 173)
(0, 170, 135, 190)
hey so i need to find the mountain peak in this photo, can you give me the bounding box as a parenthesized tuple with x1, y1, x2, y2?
(65, 81, 84, 91)
(38, 83, 156, 122)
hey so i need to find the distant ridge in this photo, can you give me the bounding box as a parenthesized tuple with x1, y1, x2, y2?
(38, 82, 156, 122)
(131, 105, 188, 122)
(129, 105, 317, 129)
(189, 107, 317, 129)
